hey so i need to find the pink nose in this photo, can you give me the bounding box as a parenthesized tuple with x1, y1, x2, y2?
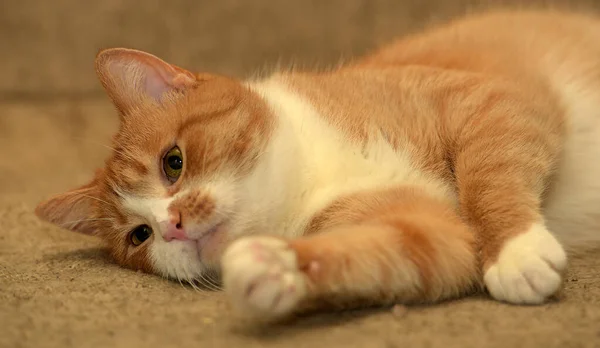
(162, 221, 189, 242)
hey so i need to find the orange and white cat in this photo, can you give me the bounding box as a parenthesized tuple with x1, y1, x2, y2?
(36, 9, 600, 321)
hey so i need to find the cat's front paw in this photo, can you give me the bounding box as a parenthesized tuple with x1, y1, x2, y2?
(484, 223, 567, 304)
(221, 236, 307, 320)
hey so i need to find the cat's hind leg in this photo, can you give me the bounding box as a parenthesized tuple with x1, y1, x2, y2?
(452, 88, 567, 304)
(221, 187, 479, 321)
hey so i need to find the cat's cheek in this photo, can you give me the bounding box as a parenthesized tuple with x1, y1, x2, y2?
(197, 229, 229, 266)
(110, 243, 155, 275)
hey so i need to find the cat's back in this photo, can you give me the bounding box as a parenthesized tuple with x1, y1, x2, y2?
(357, 10, 600, 87)
(275, 10, 600, 148)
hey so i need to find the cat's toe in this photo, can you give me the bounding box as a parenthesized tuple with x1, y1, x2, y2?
(484, 223, 567, 304)
(221, 236, 307, 320)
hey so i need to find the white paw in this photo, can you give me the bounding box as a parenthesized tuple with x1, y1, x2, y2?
(484, 223, 567, 304)
(221, 236, 307, 320)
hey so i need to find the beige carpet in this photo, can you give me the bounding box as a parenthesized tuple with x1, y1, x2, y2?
(2, 1, 600, 347)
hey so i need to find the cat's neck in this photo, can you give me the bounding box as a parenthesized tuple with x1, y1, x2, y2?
(233, 76, 318, 238)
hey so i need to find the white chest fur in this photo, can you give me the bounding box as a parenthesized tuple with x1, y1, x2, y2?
(241, 78, 455, 238)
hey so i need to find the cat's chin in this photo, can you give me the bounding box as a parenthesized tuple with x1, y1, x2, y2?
(196, 223, 229, 265)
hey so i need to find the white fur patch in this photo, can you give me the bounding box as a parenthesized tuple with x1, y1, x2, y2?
(484, 223, 567, 304)
(244, 79, 456, 238)
(221, 236, 306, 320)
(542, 72, 600, 249)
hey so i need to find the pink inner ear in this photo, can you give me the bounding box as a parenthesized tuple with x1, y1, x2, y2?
(144, 67, 172, 101)
(143, 64, 197, 101)
(35, 186, 100, 236)
(99, 48, 198, 105)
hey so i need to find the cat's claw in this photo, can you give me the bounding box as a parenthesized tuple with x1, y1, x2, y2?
(484, 223, 567, 304)
(221, 236, 307, 320)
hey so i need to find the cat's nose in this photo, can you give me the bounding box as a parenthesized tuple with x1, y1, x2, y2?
(161, 215, 189, 242)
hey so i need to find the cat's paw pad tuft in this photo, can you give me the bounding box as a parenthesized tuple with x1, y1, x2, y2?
(484, 223, 567, 304)
(221, 236, 306, 320)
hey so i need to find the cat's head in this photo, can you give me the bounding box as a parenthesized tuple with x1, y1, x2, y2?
(35, 48, 274, 282)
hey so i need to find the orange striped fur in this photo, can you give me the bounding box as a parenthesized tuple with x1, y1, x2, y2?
(37, 9, 600, 321)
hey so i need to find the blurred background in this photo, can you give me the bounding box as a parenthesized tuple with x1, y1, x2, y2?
(1, 0, 599, 202)
(3, 0, 600, 99)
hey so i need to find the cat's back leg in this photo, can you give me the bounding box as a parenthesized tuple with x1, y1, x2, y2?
(451, 81, 568, 304)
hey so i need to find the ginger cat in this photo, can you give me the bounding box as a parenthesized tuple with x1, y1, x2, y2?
(36, 9, 600, 321)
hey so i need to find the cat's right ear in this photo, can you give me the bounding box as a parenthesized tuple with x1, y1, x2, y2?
(94, 48, 199, 115)
(35, 173, 103, 236)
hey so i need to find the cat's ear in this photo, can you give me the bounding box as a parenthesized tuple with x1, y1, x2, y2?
(35, 174, 103, 236)
(94, 48, 198, 115)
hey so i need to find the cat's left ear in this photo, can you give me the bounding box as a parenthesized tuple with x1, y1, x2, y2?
(35, 171, 104, 236)
(94, 48, 198, 115)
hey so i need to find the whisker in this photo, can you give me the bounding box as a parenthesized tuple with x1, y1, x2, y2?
(179, 264, 212, 292)
(197, 271, 220, 292)
(194, 264, 221, 292)
(187, 279, 202, 292)
(204, 269, 223, 291)
(209, 277, 222, 291)
(77, 193, 114, 208)
(174, 270, 187, 291)
(183, 267, 205, 292)
(206, 267, 223, 291)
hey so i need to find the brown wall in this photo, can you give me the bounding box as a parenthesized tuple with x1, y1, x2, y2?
(2, 0, 599, 100)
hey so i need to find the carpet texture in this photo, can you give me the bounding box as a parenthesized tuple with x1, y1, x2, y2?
(2, 1, 600, 347)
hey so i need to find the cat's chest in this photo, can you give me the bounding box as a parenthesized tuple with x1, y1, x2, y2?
(259, 80, 455, 232)
(291, 108, 452, 219)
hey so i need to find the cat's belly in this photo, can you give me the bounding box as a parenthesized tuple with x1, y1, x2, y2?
(542, 70, 600, 249)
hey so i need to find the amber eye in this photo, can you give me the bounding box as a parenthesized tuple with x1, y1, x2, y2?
(163, 146, 183, 182)
(130, 225, 153, 246)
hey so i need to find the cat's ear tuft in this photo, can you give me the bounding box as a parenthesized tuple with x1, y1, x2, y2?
(94, 48, 198, 115)
(35, 178, 103, 236)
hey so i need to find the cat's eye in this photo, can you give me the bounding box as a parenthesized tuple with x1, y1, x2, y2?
(130, 225, 153, 246)
(163, 146, 183, 182)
